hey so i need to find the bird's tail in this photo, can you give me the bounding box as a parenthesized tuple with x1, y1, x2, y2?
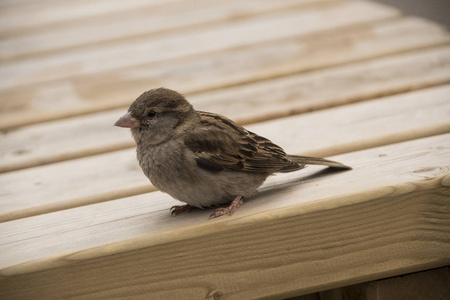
(287, 155, 351, 170)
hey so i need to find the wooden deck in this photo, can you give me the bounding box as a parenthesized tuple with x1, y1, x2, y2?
(1, 0, 449, 299)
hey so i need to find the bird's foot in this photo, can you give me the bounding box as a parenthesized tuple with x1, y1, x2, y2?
(170, 204, 196, 216)
(209, 196, 244, 219)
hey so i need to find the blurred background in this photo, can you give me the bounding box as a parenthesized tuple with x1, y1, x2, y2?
(372, 0, 450, 27)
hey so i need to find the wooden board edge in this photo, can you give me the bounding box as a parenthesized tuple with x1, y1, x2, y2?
(1, 173, 448, 284)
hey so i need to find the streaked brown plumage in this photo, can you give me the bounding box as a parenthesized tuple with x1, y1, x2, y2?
(115, 88, 350, 218)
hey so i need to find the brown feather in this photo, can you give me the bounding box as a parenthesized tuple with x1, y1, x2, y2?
(185, 112, 303, 174)
(117, 87, 351, 215)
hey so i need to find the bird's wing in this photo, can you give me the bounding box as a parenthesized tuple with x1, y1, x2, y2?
(184, 112, 301, 173)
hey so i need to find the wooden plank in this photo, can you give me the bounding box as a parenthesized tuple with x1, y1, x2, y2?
(190, 45, 450, 125)
(0, 0, 331, 59)
(0, 0, 330, 35)
(1, 61, 449, 175)
(1, 85, 449, 221)
(0, 0, 398, 91)
(0, 18, 448, 130)
(0, 134, 449, 299)
(2, 79, 450, 173)
(0, 0, 180, 35)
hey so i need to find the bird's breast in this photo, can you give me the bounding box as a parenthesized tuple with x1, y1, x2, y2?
(135, 139, 266, 208)
(137, 140, 192, 184)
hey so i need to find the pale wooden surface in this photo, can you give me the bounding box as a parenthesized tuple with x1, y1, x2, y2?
(3, 15, 450, 129)
(0, 1, 396, 91)
(0, 0, 328, 60)
(1, 134, 449, 299)
(1, 85, 450, 221)
(0, 0, 449, 299)
(0, 0, 404, 129)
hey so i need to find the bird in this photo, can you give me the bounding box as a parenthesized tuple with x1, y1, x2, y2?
(115, 88, 350, 219)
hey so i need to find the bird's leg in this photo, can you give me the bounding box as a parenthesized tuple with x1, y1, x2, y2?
(209, 195, 244, 219)
(170, 204, 196, 216)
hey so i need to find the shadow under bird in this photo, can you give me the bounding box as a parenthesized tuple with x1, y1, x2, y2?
(115, 88, 351, 219)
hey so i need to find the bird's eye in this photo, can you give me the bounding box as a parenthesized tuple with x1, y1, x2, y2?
(147, 110, 156, 118)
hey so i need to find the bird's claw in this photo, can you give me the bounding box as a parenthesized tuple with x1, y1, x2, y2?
(209, 196, 244, 219)
(170, 204, 195, 216)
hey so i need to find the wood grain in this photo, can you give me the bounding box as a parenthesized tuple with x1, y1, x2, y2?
(1, 85, 449, 221)
(4, 16, 448, 129)
(2, 83, 450, 174)
(190, 44, 450, 125)
(0, 134, 448, 299)
(0, 0, 449, 298)
(0, 0, 330, 37)
(0, 0, 180, 35)
(0, 1, 398, 91)
(0, 0, 331, 60)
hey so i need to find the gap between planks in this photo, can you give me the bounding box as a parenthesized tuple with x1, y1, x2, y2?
(0, 134, 448, 299)
(0, 0, 184, 35)
(0, 85, 449, 222)
(0, 17, 448, 130)
(1, 47, 450, 173)
(0, 0, 339, 60)
(0, 1, 399, 92)
(0, 0, 334, 38)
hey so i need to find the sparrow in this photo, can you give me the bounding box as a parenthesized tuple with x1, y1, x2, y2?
(115, 88, 350, 219)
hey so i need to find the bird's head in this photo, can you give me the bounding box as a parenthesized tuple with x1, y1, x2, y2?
(115, 88, 195, 145)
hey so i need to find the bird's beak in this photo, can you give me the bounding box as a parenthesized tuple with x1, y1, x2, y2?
(114, 112, 140, 128)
